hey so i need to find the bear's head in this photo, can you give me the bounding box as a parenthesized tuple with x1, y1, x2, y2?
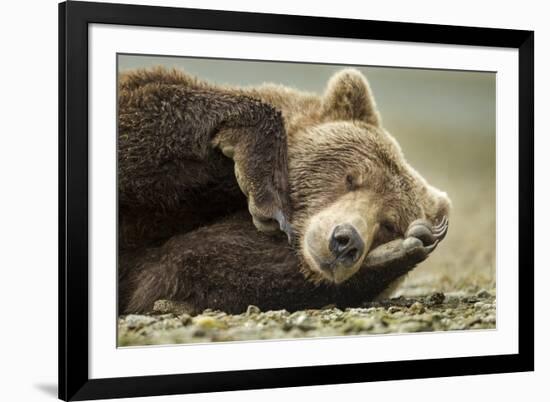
(287, 69, 451, 284)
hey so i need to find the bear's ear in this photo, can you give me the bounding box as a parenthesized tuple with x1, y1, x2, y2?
(321, 68, 381, 127)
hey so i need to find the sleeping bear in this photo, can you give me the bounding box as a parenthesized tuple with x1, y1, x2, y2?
(118, 67, 450, 314)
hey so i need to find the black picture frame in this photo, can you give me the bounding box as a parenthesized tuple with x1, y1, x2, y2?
(59, 1, 534, 400)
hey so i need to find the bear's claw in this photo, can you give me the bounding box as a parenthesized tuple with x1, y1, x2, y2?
(405, 217, 448, 251)
(273, 209, 294, 244)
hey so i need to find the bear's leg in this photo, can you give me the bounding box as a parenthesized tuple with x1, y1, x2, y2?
(120, 252, 199, 315)
(119, 214, 448, 315)
(119, 211, 308, 314)
(209, 106, 293, 240)
(119, 86, 292, 246)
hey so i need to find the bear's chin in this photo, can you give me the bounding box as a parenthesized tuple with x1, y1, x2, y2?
(301, 247, 365, 285)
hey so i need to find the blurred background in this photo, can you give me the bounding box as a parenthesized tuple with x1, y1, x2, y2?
(119, 55, 496, 297)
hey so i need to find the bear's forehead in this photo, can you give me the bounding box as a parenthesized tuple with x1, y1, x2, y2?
(295, 122, 400, 159)
(291, 120, 422, 187)
(294, 133, 405, 180)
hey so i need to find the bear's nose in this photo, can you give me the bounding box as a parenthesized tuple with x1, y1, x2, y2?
(329, 224, 365, 266)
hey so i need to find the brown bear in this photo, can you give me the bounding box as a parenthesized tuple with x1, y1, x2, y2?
(118, 67, 450, 314)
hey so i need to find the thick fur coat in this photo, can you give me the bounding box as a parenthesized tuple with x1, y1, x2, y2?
(118, 67, 450, 314)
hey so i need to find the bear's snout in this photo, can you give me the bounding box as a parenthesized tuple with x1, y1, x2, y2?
(300, 192, 376, 284)
(329, 224, 365, 267)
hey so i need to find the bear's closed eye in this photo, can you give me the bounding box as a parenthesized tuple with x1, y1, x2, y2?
(381, 222, 398, 234)
(371, 222, 400, 249)
(345, 172, 364, 191)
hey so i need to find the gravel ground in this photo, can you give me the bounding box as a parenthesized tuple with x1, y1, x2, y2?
(118, 287, 495, 346)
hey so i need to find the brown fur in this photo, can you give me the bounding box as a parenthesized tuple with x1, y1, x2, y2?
(118, 67, 291, 250)
(118, 67, 450, 313)
(119, 211, 419, 314)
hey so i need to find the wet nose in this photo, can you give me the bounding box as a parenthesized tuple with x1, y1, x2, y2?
(329, 224, 365, 266)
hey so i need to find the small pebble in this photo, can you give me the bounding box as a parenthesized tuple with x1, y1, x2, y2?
(409, 302, 425, 314)
(193, 316, 225, 329)
(246, 305, 261, 316)
(476, 289, 491, 299)
(153, 299, 192, 315)
(482, 314, 496, 324)
(427, 292, 445, 305)
(179, 314, 192, 325)
(193, 328, 206, 337)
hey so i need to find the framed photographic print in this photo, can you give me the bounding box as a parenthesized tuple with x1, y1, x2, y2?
(59, 1, 534, 400)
